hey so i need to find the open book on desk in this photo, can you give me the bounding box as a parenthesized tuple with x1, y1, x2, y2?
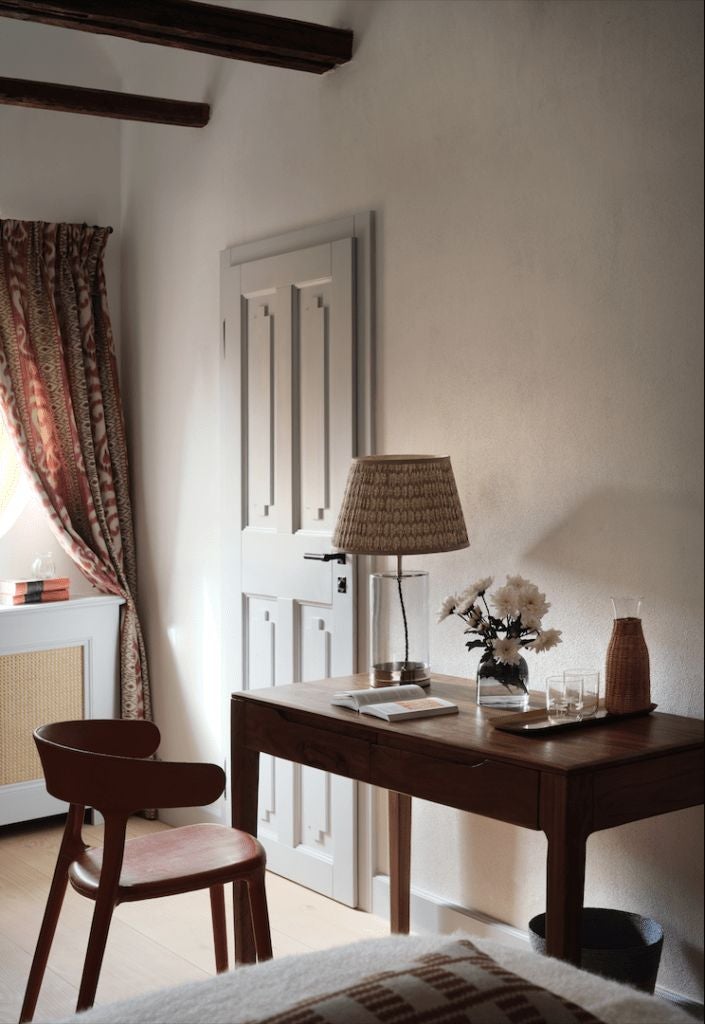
(331, 683, 458, 722)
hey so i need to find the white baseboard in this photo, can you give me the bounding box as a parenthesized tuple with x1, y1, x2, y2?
(372, 874, 529, 950)
(157, 803, 225, 828)
(372, 874, 704, 1016)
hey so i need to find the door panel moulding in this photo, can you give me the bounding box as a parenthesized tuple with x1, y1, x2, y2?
(0, 75, 210, 126)
(220, 213, 375, 910)
(0, 0, 354, 74)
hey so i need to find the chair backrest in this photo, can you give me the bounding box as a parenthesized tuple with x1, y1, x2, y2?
(39, 720, 161, 758)
(34, 720, 225, 816)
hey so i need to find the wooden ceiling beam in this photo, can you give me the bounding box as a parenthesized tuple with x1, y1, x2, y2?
(0, 0, 353, 74)
(0, 75, 210, 126)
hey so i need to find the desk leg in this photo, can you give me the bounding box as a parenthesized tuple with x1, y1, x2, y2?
(541, 773, 592, 965)
(231, 698, 260, 964)
(388, 791, 411, 934)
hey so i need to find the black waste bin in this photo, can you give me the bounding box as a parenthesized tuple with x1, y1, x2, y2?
(528, 908, 664, 994)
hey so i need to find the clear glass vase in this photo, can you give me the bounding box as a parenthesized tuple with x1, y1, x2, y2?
(370, 570, 429, 686)
(476, 651, 529, 709)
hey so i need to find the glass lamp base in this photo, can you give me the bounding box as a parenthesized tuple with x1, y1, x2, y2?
(370, 661, 431, 688)
(370, 569, 430, 689)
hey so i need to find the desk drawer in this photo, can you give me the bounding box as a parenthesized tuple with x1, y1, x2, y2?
(243, 702, 371, 781)
(593, 748, 704, 831)
(372, 746, 539, 828)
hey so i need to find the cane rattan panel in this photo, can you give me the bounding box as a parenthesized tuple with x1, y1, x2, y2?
(0, 646, 84, 786)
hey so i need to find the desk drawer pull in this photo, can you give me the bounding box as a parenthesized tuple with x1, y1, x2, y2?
(301, 742, 346, 773)
(371, 747, 540, 828)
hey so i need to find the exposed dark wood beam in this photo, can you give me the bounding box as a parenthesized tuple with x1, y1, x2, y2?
(0, 76, 210, 126)
(0, 1, 353, 74)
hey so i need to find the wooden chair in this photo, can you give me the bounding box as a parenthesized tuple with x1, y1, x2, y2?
(20, 719, 272, 1023)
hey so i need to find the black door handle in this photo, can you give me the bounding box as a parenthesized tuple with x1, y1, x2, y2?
(303, 552, 347, 564)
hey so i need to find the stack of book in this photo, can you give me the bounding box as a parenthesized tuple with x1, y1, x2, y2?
(0, 577, 71, 606)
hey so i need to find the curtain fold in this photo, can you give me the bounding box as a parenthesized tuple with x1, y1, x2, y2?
(0, 219, 151, 720)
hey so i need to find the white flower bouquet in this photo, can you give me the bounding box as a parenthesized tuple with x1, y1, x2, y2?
(438, 575, 562, 694)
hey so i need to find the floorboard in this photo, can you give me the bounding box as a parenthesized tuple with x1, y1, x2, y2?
(0, 816, 387, 1022)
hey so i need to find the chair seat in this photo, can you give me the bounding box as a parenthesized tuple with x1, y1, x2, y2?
(69, 824, 265, 902)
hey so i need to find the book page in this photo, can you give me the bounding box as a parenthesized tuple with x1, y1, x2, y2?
(332, 684, 425, 708)
(359, 697, 458, 720)
(394, 698, 449, 711)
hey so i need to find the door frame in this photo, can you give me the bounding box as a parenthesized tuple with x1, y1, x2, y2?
(220, 212, 376, 909)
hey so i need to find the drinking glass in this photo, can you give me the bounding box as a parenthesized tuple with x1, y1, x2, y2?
(31, 552, 56, 580)
(564, 670, 600, 717)
(546, 674, 583, 723)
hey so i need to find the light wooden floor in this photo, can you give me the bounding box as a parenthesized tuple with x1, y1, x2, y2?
(0, 816, 388, 1023)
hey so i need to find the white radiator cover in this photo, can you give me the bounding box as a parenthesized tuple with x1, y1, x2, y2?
(0, 595, 123, 826)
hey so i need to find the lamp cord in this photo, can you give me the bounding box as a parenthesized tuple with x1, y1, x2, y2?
(396, 554, 409, 668)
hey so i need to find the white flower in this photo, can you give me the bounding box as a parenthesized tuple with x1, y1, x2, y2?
(453, 577, 493, 617)
(506, 574, 531, 589)
(491, 584, 520, 619)
(527, 628, 562, 653)
(456, 593, 478, 616)
(467, 605, 484, 626)
(492, 636, 522, 665)
(439, 573, 561, 666)
(470, 576, 494, 596)
(437, 595, 459, 622)
(517, 585, 550, 623)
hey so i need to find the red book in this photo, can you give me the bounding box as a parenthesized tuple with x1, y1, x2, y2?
(0, 589, 70, 606)
(0, 577, 70, 596)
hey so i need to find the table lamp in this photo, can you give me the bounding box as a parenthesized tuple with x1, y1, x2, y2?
(333, 455, 469, 686)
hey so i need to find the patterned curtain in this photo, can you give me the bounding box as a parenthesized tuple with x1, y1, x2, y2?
(0, 220, 151, 721)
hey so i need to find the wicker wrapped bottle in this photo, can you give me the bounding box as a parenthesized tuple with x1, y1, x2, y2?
(605, 597, 651, 714)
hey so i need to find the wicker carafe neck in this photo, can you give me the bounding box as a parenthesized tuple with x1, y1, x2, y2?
(605, 617, 651, 714)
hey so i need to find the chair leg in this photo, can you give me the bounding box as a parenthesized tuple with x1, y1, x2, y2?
(232, 880, 257, 966)
(19, 860, 71, 1023)
(75, 814, 127, 1014)
(209, 884, 229, 973)
(247, 870, 273, 962)
(75, 893, 117, 1013)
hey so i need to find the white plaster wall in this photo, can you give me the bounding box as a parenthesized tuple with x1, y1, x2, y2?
(113, 0, 703, 999)
(0, 21, 122, 592)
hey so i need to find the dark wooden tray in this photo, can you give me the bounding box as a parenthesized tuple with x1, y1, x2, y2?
(492, 703, 657, 735)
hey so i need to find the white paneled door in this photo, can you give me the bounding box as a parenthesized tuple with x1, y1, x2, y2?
(221, 234, 358, 906)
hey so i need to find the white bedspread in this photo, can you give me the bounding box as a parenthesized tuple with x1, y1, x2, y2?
(57, 932, 691, 1024)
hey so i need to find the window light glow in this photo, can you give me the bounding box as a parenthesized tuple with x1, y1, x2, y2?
(0, 413, 29, 538)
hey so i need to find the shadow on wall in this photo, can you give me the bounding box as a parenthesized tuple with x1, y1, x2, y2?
(680, 937, 705, 1004)
(586, 806, 704, 999)
(121, 262, 223, 772)
(524, 486, 704, 609)
(454, 797, 704, 997)
(202, 0, 381, 111)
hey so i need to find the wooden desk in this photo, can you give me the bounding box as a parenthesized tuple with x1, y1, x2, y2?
(230, 673, 704, 964)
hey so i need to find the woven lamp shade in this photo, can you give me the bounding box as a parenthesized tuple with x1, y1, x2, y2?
(333, 455, 469, 556)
